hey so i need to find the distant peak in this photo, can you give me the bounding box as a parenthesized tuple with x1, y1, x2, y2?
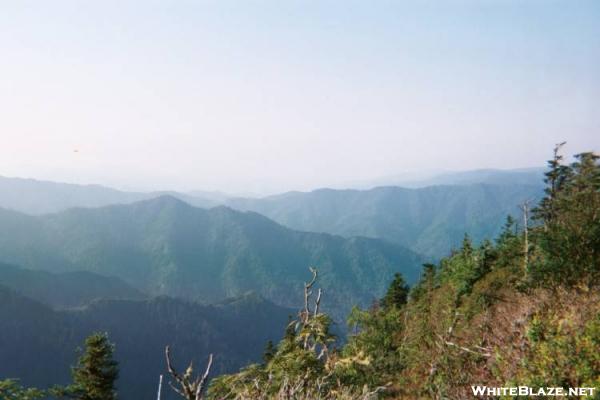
(141, 194, 190, 207)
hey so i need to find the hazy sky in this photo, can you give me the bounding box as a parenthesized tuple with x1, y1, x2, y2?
(1, 1, 599, 194)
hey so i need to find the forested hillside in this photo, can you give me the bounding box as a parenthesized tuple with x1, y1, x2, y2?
(0, 197, 422, 319)
(1, 173, 544, 262)
(207, 149, 600, 399)
(0, 263, 145, 308)
(0, 287, 291, 400)
(227, 183, 543, 259)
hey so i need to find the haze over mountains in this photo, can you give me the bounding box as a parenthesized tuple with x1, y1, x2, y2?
(0, 167, 545, 396)
(1, 168, 545, 260)
(0, 167, 544, 214)
(0, 175, 215, 215)
(338, 167, 545, 190)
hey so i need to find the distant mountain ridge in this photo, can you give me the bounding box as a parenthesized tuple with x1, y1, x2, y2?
(0, 175, 216, 215)
(0, 263, 146, 309)
(226, 183, 544, 259)
(397, 167, 545, 188)
(0, 168, 543, 215)
(0, 197, 422, 319)
(0, 172, 545, 261)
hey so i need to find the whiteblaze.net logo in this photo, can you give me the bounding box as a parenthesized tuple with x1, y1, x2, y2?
(471, 386, 597, 397)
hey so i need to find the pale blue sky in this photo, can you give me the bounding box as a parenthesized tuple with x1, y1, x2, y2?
(1, 1, 598, 193)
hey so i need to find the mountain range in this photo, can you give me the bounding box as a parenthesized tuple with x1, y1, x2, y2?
(0, 175, 215, 215)
(0, 171, 544, 260)
(227, 183, 543, 259)
(0, 168, 549, 398)
(0, 196, 422, 319)
(352, 167, 545, 189)
(0, 168, 544, 216)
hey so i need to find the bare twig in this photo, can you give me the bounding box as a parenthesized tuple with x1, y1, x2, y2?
(519, 199, 533, 272)
(303, 267, 318, 320)
(436, 334, 492, 357)
(157, 374, 163, 400)
(314, 288, 323, 316)
(165, 345, 213, 400)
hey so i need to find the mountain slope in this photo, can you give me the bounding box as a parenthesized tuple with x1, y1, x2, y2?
(0, 286, 290, 400)
(0, 175, 544, 261)
(0, 197, 423, 318)
(0, 263, 146, 308)
(226, 183, 543, 259)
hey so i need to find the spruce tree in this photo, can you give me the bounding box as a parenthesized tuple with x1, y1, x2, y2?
(410, 263, 436, 302)
(262, 340, 276, 364)
(69, 333, 119, 400)
(497, 215, 517, 245)
(533, 150, 600, 286)
(381, 272, 409, 309)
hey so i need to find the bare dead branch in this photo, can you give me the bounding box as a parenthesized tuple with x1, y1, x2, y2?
(157, 374, 163, 400)
(519, 199, 533, 272)
(436, 334, 492, 358)
(165, 345, 214, 400)
(314, 288, 322, 316)
(165, 346, 183, 384)
(303, 267, 318, 319)
(193, 354, 213, 399)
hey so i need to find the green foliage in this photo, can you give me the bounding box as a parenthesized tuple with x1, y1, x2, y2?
(0, 379, 44, 400)
(532, 150, 600, 287)
(381, 273, 409, 309)
(208, 271, 382, 400)
(66, 333, 119, 400)
(262, 340, 276, 364)
(438, 235, 493, 300)
(342, 305, 405, 388)
(493, 216, 524, 273)
(313, 147, 600, 399)
(408, 263, 437, 303)
(514, 309, 600, 391)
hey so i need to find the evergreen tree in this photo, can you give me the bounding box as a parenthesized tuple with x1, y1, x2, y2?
(536, 142, 571, 223)
(381, 272, 409, 309)
(533, 150, 600, 286)
(461, 233, 473, 258)
(262, 340, 276, 364)
(496, 215, 517, 245)
(410, 263, 436, 302)
(68, 333, 119, 400)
